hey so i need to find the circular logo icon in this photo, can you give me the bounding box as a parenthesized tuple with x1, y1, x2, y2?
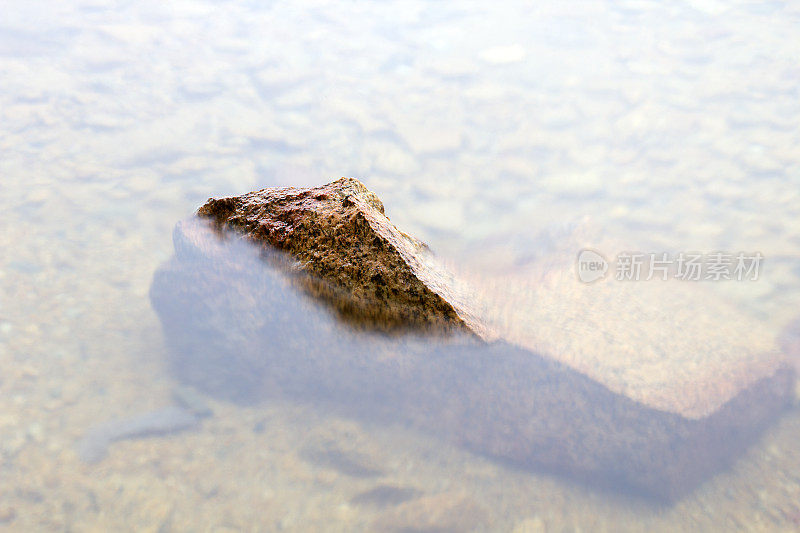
(576, 249, 608, 283)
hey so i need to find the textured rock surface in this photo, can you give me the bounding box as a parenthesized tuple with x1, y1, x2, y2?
(196, 177, 488, 338)
(150, 178, 796, 501)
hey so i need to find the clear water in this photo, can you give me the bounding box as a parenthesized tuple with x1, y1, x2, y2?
(1, 0, 800, 531)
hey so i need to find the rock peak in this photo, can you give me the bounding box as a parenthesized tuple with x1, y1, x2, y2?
(196, 178, 487, 337)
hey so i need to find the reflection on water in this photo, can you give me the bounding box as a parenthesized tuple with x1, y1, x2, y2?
(1, 0, 800, 530)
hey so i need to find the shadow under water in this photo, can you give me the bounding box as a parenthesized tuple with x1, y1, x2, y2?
(146, 218, 794, 502)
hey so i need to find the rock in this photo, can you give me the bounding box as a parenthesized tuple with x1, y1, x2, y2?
(476, 258, 790, 420)
(150, 178, 796, 501)
(195, 177, 488, 337)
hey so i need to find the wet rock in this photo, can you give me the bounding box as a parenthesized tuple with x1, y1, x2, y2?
(195, 177, 487, 337)
(150, 178, 796, 501)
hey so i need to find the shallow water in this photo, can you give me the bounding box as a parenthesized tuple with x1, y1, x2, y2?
(2, 0, 800, 531)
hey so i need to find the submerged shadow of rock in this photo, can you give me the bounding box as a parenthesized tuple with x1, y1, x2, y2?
(150, 217, 793, 502)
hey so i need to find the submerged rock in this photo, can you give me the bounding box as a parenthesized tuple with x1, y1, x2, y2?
(195, 177, 488, 338)
(77, 405, 205, 463)
(76, 386, 212, 463)
(150, 177, 796, 501)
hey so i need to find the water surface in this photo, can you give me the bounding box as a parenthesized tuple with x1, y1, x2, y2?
(1, 0, 799, 531)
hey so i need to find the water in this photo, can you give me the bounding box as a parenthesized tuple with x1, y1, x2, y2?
(1, 0, 799, 531)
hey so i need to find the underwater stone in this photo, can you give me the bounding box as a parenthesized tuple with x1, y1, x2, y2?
(150, 178, 796, 501)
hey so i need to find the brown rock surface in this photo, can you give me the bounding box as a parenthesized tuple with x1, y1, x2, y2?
(196, 177, 489, 338)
